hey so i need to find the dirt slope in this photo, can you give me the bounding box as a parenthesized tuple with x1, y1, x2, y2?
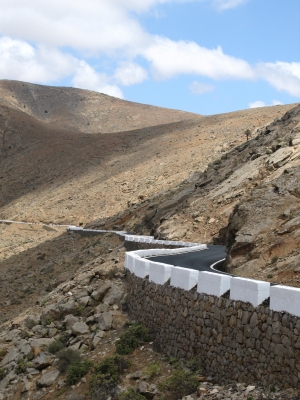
(0, 79, 297, 278)
(132, 104, 300, 287)
(0, 80, 197, 133)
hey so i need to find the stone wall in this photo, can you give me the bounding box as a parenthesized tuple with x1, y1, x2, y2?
(126, 272, 300, 389)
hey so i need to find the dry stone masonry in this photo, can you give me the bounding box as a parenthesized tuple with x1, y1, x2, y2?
(126, 272, 300, 389)
(124, 235, 300, 389)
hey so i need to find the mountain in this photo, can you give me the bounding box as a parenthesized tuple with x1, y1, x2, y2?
(0, 79, 298, 321)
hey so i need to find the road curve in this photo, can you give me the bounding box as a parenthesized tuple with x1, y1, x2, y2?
(148, 245, 227, 274)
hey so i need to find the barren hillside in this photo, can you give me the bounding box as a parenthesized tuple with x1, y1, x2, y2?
(0, 79, 298, 306)
(1, 80, 300, 400)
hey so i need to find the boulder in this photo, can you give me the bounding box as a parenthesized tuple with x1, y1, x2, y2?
(0, 347, 19, 367)
(64, 315, 79, 330)
(77, 296, 90, 308)
(29, 338, 54, 349)
(103, 286, 123, 305)
(97, 312, 113, 331)
(94, 303, 109, 314)
(59, 300, 78, 315)
(36, 369, 60, 387)
(138, 381, 158, 399)
(91, 283, 111, 302)
(71, 322, 90, 336)
(33, 352, 53, 370)
(92, 331, 105, 348)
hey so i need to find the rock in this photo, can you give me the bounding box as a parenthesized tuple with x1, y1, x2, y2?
(21, 379, 34, 392)
(48, 328, 58, 337)
(0, 347, 19, 367)
(59, 300, 78, 315)
(64, 315, 79, 330)
(77, 296, 90, 308)
(245, 385, 256, 394)
(29, 338, 54, 349)
(103, 285, 123, 305)
(137, 381, 157, 399)
(292, 137, 300, 146)
(267, 147, 293, 168)
(278, 216, 300, 234)
(36, 369, 60, 387)
(91, 283, 111, 302)
(92, 331, 105, 348)
(97, 312, 113, 331)
(33, 352, 53, 370)
(126, 370, 143, 379)
(41, 304, 62, 323)
(71, 322, 90, 336)
(19, 341, 34, 360)
(94, 303, 109, 314)
(25, 315, 41, 329)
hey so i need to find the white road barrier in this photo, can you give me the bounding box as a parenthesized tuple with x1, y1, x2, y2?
(171, 267, 199, 291)
(198, 271, 231, 297)
(270, 285, 300, 317)
(68, 227, 300, 318)
(149, 262, 173, 284)
(230, 277, 270, 307)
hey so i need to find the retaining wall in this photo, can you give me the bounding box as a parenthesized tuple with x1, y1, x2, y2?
(126, 272, 300, 388)
(124, 238, 300, 389)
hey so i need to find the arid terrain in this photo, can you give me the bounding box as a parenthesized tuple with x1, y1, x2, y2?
(0, 80, 299, 399)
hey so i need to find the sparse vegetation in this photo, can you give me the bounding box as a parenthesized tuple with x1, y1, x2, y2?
(15, 357, 28, 374)
(245, 128, 251, 141)
(271, 256, 278, 264)
(145, 362, 161, 377)
(0, 367, 7, 380)
(90, 355, 131, 400)
(270, 385, 276, 393)
(66, 359, 93, 385)
(118, 387, 146, 399)
(57, 348, 81, 373)
(116, 323, 149, 355)
(185, 357, 202, 373)
(48, 336, 67, 354)
(158, 369, 199, 400)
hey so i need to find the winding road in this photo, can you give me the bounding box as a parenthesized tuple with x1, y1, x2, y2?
(148, 245, 228, 274)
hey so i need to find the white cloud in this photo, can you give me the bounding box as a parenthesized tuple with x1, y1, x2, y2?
(249, 99, 284, 109)
(0, 36, 123, 98)
(256, 62, 300, 97)
(213, 0, 248, 10)
(114, 62, 148, 86)
(248, 100, 266, 108)
(144, 37, 254, 80)
(0, 36, 75, 82)
(72, 61, 123, 98)
(0, 0, 298, 103)
(189, 81, 215, 94)
(0, 0, 155, 57)
(272, 99, 283, 106)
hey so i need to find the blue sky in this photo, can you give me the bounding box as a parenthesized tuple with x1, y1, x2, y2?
(0, 0, 299, 115)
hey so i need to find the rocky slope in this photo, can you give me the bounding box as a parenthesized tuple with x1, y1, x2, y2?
(1, 80, 300, 398)
(0, 232, 299, 400)
(123, 104, 300, 287)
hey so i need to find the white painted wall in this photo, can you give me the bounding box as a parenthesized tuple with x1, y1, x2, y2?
(270, 285, 300, 317)
(197, 271, 231, 297)
(149, 262, 173, 285)
(170, 266, 199, 290)
(134, 258, 151, 279)
(230, 277, 270, 307)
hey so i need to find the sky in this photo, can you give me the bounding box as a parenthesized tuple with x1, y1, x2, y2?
(0, 0, 299, 115)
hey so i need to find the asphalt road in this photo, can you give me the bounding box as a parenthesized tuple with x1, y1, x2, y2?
(148, 245, 227, 274)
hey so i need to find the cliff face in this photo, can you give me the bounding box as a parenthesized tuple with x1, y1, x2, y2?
(123, 104, 300, 286)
